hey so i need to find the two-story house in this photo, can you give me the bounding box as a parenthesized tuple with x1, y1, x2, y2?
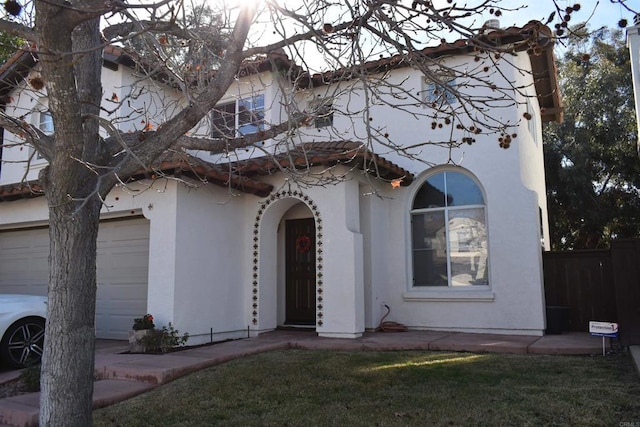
(0, 20, 562, 343)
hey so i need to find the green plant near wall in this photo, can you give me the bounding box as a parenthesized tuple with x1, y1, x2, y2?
(132, 313, 155, 330)
(137, 323, 189, 353)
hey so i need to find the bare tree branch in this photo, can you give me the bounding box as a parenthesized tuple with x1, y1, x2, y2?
(171, 112, 312, 152)
(0, 19, 38, 42)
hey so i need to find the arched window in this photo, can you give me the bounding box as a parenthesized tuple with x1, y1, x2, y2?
(411, 170, 489, 287)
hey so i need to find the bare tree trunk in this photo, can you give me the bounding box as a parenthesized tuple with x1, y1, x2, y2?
(36, 11, 104, 426)
(39, 197, 101, 426)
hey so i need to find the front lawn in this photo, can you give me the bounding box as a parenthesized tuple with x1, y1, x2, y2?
(93, 349, 640, 426)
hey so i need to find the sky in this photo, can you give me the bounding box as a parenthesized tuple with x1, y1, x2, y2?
(495, 1, 637, 31)
(197, 0, 638, 71)
(293, 1, 638, 71)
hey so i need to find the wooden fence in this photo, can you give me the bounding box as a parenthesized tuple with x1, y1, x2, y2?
(543, 239, 640, 346)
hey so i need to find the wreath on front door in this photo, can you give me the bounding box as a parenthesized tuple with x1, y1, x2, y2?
(295, 235, 312, 253)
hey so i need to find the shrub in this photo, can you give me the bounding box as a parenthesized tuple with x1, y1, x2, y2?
(137, 323, 189, 353)
(132, 313, 155, 330)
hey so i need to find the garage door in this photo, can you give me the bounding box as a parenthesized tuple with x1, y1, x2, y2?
(0, 217, 150, 339)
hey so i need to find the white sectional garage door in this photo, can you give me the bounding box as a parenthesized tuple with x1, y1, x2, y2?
(0, 217, 150, 339)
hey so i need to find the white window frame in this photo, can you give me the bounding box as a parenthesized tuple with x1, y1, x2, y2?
(31, 100, 53, 161)
(38, 110, 53, 135)
(211, 94, 265, 138)
(422, 76, 458, 106)
(309, 98, 334, 128)
(406, 169, 492, 300)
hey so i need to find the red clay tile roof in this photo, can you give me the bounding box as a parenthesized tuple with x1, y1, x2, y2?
(234, 141, 413, 183)
(144, 142, 412, 197)
(131, 150, 276, 197)
(304, 20, 562, 122)
(0, 48, 37, 104)
(0, 142, 413, 200)
(0, 21, 557, 200)
(0, 46, 300, 99)
(0, 21, 561, 121)
(0, 181, 44, 201)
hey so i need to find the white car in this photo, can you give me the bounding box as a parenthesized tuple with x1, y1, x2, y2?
(0, 295, 47, 368)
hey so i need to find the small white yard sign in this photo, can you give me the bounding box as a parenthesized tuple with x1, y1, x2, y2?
(589, 321, 619, 356)
(589, 321, 619, 337)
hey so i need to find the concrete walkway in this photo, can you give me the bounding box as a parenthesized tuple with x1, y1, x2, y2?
(0, 330, 623, 427)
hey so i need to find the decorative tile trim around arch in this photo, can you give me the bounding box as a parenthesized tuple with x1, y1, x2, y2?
(251, 190, 324, 329)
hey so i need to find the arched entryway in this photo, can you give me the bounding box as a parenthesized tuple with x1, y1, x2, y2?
(251, 190, 324, 334)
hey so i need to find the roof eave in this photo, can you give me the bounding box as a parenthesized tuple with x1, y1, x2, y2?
(0, 49, 37, 104)
(531, 43, 564, 123)
(0, 181, 44, 201)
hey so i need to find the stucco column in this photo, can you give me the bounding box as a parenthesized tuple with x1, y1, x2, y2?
(316, 179, 365, 338)
(142, 181, 179, 328)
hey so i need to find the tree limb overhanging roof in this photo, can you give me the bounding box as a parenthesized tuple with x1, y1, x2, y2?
(0, 180, 44, 201)
(0, 47, 37, 104)
(301, 20, 563, 123)
(0, 20, 562, 200)
(0, 20, 562, 119)
(0, 142, 413, 200)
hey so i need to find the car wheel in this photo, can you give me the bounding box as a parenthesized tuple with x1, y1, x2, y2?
(0, 317, 45, 368)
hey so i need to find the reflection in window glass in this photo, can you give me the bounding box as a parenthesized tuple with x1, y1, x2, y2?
(32, 106, 52, 160)
(448, 209, 488, 286)
(39, 111, 53, 134)
(411, 171, 489, 287)
(238, 95, 265, 135)
(412, 211, 447, 286)
(424, 78, 457, 105)
(310, 98, 334, 128)
(211, 94, 265, 138)
(412, 173, 445, 209)
(211, 102, 236, 137)
(445, 173, 484, 206)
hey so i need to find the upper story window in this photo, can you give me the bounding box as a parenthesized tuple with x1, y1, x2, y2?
(211, 94, 265, 138)
(410, 170, 488, 287)
(32, 100, 53, 160)
(310, 98, 334, 128)
(423, 77, 457, 106)
(38, 110, 53, 135)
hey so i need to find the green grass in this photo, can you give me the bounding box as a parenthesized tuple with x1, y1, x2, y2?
(93, 349, 640, 426)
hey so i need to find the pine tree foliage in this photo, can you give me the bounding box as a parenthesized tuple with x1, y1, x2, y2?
(544, 27, 640, 250)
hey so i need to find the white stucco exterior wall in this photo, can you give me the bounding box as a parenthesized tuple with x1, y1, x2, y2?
(0, 38, 554, 340)
(0, 61, 184, 186)
(0, 77, 49, 185)
(0, 177, 261, 344)
(135, 182, 179, 335)
(627, 19, 640, 150)
(249, 171, 368, 338)
(358, 159, 546, 335)
(170, 182, 252, 344)
(359, 187, 392, 329)
(313, 178, 365, 338)
(297, 51, 549, 335)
